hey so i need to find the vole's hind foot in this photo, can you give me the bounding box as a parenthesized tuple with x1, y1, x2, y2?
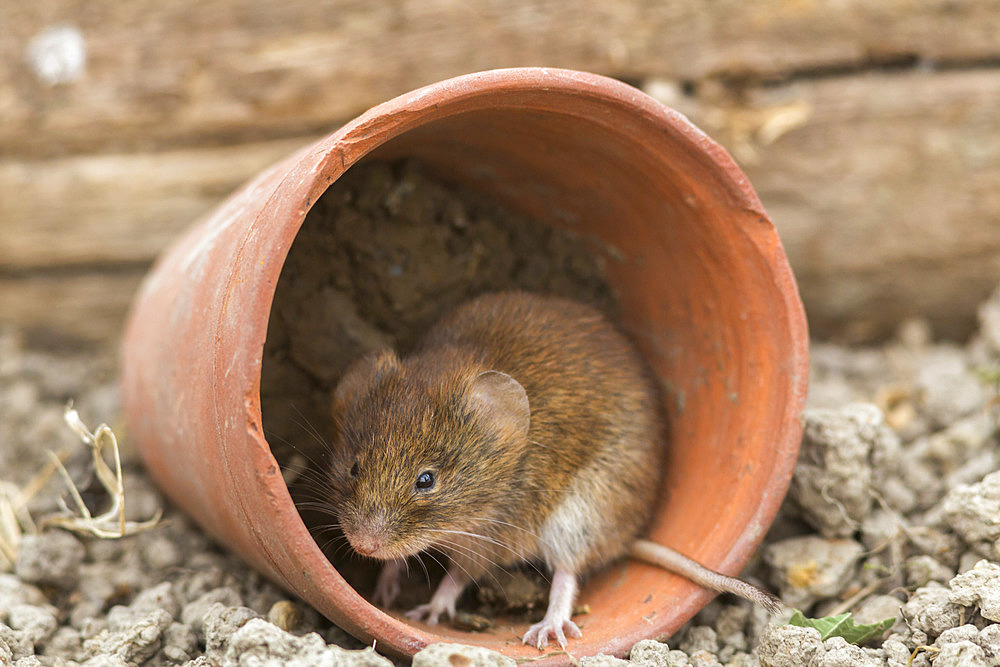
(404, 567, 466, 625)
(405, 599, 455, 626)
(522, 615, 582, 650)
(372, 559, 405, 608)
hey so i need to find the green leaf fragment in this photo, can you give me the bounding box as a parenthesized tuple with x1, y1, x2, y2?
(787, 610, 895, 645)
(974, 365, 1000, 387)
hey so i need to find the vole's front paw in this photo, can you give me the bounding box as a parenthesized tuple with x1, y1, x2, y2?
(405, 599, 455, 626)
(522, 614, 581, 650)
(373, 578, 401, 609)
(372, 560, 404, 608)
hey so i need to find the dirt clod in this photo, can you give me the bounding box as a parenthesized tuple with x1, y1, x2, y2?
(412, 642, 516, 667)
(756, 624, 824, 667)
(14, 531, 85, 590)
(764, 536, 864, 609)
(792, 404, 900, 539)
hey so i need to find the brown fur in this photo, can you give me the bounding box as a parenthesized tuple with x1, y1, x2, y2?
(326, 291, 665, 583)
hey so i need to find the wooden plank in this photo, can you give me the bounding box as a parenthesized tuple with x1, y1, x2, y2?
(4, 68, 1000, 343)
(6, 68, 1000, 274)
(707, 68, 1000, 339)
(0, 138, 309, 268)
(0, 270, 143, 348)
(4, 0, 1000, 158)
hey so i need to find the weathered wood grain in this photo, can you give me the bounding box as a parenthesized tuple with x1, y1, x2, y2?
(0, 138, 309, 269)
(4, 0, 1000, 158)
(3, 66, 1000, 343)
(0, 271, 143, 349)
(730, 69, 1000, 339)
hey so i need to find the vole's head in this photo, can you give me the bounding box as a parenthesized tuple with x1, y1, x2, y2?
(327, 348, 530, 561)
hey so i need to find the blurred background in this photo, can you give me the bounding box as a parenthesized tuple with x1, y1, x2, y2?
(3, 0, 1000, 350)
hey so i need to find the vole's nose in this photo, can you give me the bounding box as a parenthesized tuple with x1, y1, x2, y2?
(349, 531, 386, 557)
(346, 513, 391, 557)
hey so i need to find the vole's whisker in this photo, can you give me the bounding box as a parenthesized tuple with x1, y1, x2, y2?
(421, 549, 451, 580)
(428, 538, 507, 589)
(428, 528, 523, 560)
(288, 401, 326, 444)
(431, 535, 498, 567)
(287, 481, 324, 502)
(293, 492, 338, 506)
(428, 546, 480, 588)
(328, 544, 350, 560)
(463, 518, 556, 576)
(309, 522, 345, 535)
(289, 421, 331, 456)
(432, 530, 549, 582)
(290, 403, 331, 446)
(266, 427, 333, 473)
(412, 553, 432, 589)
(438, 519, 549, 581)
(294, 500, 340, 515)
(319, 535, 344, 554)
(333, 541, 354, 561)
(285, 468, 337, 489)
(284, 473, 345, 504)
(467, 516, 545, 543)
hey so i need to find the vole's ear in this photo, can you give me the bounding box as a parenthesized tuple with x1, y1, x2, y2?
(332, 349, 400, 421)
(466, 371, 530, 441)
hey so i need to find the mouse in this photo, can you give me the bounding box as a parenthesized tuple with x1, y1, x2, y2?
(323, 291, 780, 650)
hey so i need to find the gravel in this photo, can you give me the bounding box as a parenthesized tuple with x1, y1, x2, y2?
(15, 531, 86, 589)
(412, 643, 516, 667)
(791, 403, 900, 538)
(949, 561, 1000, 621)
(5, 279, 1000, 664)
(902, 583, 963, 638)
(756, 625, 824, 667)
(937, 471, 1000, 553)
(222, 619, 390, 667)
(629, 639, 691, 666)
(764, 536, 865, 609)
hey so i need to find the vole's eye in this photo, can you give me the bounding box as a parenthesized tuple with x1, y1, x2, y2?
(415, 470, 435, 490)
(350, 462, 359, 478)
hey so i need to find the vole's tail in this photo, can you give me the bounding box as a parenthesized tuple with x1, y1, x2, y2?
(629, 539, 782, 614)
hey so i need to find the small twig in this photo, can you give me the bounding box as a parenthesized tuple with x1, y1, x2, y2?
(16, 452, 67, 510)
(0, 539, 16, 568)
(819, 481, 858, 530)
(906, 645, 939, 667)
(899, 607, 916, 635)
(826, 578, 884, 617)
(0, 450, 69, 570)
(0, 485, 20, 568)
(869, 489, 935, 578)
(49, 450, 92, 520)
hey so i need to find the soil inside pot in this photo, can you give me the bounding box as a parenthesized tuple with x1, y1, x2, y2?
(259, 158, 618, 625)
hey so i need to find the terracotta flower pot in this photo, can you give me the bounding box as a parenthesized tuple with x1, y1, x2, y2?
(121, 67, 808, 662)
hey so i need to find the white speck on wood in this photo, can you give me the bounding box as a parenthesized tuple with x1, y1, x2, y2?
(25, 25, 87, 86)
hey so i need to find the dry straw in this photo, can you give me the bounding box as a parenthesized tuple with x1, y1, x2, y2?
(0, 404, 161, 571)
